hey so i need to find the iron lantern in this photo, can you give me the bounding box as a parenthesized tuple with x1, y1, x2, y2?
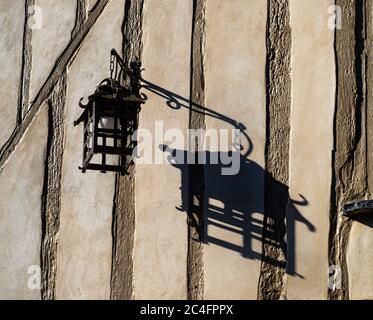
(73, 49, 145, 174)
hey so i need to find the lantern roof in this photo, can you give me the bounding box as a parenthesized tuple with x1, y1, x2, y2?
(86, 78, 146, 106)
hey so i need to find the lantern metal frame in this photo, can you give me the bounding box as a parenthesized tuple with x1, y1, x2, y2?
(73, 49, 145, 174)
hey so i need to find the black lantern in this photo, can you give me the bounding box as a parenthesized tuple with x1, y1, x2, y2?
(74, 49, 145, 174)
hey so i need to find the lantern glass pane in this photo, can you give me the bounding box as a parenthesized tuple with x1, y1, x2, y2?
(88, 121, 94, 149)
(99, 116, 117, 130)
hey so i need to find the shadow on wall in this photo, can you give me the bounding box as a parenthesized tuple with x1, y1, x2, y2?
(140, 79, 316, 278)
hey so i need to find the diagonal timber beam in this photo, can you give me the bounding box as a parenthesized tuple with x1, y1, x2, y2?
(0, 0, 110, 172)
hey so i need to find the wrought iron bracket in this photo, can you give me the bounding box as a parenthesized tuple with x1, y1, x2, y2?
(109, 48, 143, 95)
(343, 200, 373, 218)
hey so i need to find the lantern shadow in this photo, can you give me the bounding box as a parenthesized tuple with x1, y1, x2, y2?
(140, 79, 316, 278)
(161, 146, 315, 278)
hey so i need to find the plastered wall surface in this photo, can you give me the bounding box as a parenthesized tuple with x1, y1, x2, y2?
(0, 0, 372, 300)
(134, 0, 192, 299)
(0, 104, 48, 299)
(0, 1, 24, 148)
(348, 221, 373, 300)
(204, 0, 266, 300)
(286, 0, 335, 300)
(29, 0, 77, 105)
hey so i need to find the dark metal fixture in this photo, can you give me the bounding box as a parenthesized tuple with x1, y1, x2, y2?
(343, 200, 373, 218)
(74, 49, 145, 174)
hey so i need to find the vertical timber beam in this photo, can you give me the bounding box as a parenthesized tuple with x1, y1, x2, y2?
(41, 74, 67, 300)
(18, 0, 35, 123)
(187, 0, 206, 301)
(329, 0, 369, 300)
(110, 0, 144, 300)
(366, 0, 373, 194)
(258, 0, 291, 301)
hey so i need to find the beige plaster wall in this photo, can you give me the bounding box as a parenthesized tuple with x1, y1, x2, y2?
(286, 0, 335, 300)
(29, 0, 77, 104)
(203, 0, 267, 300)
(0, 104, 48, 299)
(348, 220, 373, 300)
(133, 0, 192, 300)
(0, 1, 25, 148)
(0, 0, 371, 301)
